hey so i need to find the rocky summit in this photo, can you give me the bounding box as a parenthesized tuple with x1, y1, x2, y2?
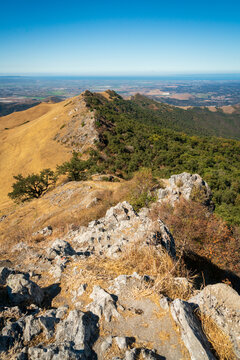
(0, 172, 240, 360)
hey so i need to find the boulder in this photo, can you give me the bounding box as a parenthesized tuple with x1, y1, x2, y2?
(47, 239, 75, 260)
(55, 309, 98, 356)
(6, 274, 44, 306)
(189, 283, 240, 358)
(88, 285, 120, 322)
(170, 299, 216, 360)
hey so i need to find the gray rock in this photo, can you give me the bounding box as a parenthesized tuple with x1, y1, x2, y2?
(6, 274, 44, 306)
(28, 344, 86, 360)
(55, 309, 98, 356)
(70, 201, 176, 259)
(33, 226, 53, 237)
(47, 239, 75, 260)
(157, 172, 213, 208)
(23, 315, 41, 342)
(125, 349, 138, 360)
(115, 336, 128, 350)
(189, 283, 240, 359)
(88, 285, 120, 322)
(157, 220, 176, 258)
(159, 296, 171, 311)
(101, 335, 113, 352)
(170, 299, 216, 360)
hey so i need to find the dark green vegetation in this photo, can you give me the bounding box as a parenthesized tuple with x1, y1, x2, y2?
(56, 152, 89, 181)
(82, 90, 240, 225)
(132, 94, 240, 140)
(8, 169, 56, 202)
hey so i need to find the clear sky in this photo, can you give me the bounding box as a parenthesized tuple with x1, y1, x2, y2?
(1, 0, 240, 75)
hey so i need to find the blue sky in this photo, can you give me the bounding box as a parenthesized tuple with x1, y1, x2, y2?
(0, 0, 240, 75)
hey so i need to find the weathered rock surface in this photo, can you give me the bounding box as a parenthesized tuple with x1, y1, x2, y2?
(88, 285, 120, 322)
(69, 201, 176, 259)
(170, 299, 216, 360)
(158, 172, 213, 208)
(6, 273, 44, 306)
(189, 283, 240, 359)
(47, 239, 76, 260)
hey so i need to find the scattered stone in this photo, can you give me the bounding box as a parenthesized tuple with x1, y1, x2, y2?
(170, 299, 216, 360)
(33, 225, 53, 237)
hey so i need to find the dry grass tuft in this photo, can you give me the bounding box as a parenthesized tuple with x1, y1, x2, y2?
(104, 241, 194, 300)
(200, 313, 236, 360)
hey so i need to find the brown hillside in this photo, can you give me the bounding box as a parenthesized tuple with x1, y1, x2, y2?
(0, 92, 97, 209)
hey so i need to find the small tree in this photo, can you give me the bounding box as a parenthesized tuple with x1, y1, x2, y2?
(57, 152, 89, 181)
(8, 169, 57, 202)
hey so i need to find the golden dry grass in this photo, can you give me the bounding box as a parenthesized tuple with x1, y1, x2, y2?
(200, 313, 236, 360)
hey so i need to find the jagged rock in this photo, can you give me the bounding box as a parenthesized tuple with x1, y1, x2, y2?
(23, 315, 41, 342)
(88, 285, 120, 322)
(141, 349, 162, 359)
(47, 239, 75, 260)
(158, 172, 213, 208)
(170, 299, 216, 360)
(125, 349, 138, 360)
(55, 309, 98, 356)
(72, 284, 87, 302)
(189, 283, 240, 359)
(33, 226, 53, 237)
(159, 296, 171, 311)
(27, 344, 86, 360)
(115, 336, 129, 350)
(70, 201, 176, 259)
(0, 267, 13, 285)
(157, 220, 176, 258)
(6, 273, 44, 307)
(101, 335, 113, 352)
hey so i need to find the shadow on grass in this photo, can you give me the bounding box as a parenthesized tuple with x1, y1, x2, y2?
(183, 250, 240, 294)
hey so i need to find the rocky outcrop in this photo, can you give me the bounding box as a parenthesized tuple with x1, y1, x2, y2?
(54, 94, 99, 152)
(69, 201, 176, 259)
(158, 172, 213, 208)
(189, 283, 240, 359)
(170, 299, 216, 360)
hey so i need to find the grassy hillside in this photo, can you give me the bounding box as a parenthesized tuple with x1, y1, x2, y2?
(131, 93, 240, 140)
(0, 101, 74, 208)
(83, 90, 240, 225)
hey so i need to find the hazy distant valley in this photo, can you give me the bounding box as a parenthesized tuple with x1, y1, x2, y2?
(1, 75, 240, 116)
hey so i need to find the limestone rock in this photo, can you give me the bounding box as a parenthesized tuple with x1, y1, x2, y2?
(170, 299, 216, 360)
(55, 309, 98, 356)
(47, 239, 75, 260)
(158, 172, 213, 208)
(33, 226, 53, 237)
(70, 201, 176, 259)
(6, 274, 44, 307)
(88, 285, 120, 322)
(189, 283, 240, 358)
